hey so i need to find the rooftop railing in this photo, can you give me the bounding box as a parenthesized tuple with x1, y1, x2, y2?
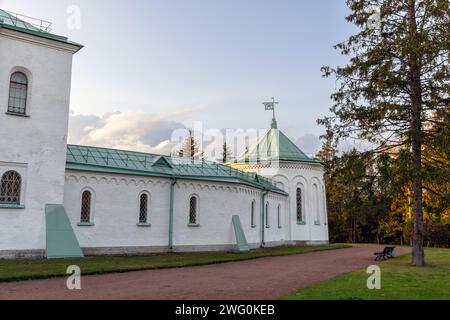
(0, 9, 52, 33)
(66, 145, 279, 189)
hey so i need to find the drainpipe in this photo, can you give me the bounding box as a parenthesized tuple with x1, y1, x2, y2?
(168, 177, 177, 250)
(261, 189, 269, 248)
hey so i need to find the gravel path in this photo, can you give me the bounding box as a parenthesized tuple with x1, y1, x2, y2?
(0, 245, 409, 300)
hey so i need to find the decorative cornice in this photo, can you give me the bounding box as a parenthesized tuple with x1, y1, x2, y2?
(65, 171, 288, 197)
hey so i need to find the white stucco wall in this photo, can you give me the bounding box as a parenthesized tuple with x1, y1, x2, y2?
(230, 161, 330, 244)
(64, 170, 289, 251)
(0, 29, 79, 254)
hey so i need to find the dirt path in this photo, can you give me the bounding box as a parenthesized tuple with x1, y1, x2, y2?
(0, 245, 409, 300)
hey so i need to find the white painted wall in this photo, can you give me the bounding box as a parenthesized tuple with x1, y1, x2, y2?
(0, 28, 79, 253)
(230, 161, 330, 244)
(64, 170, 289, 251)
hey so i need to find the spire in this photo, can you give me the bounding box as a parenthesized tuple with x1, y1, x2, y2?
(263, 97, 279, 130)
(270, 117, 278, 129)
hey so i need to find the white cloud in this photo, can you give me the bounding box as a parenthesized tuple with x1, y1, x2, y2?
(68, 108, 203, 155)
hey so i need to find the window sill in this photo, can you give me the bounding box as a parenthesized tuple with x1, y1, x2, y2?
(278, 226, 282, 229)
(265, 225, 270, 229)
(77, 222, 94, 227)
(5, 112, 30, 118)
(187, 223, 200, 228)
(0, 204, 25, 209)
(251, 225, 257, 229)
(314, 221, 321, 226)
(297, 221, 306, 225)
(136, 223, 151, 227)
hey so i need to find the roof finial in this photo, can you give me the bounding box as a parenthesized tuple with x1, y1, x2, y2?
(263, 97, 279, 129)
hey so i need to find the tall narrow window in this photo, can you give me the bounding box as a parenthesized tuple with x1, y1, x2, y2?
(296, 187, 304, 223)
(8, 72, 28, 115)
(189, 196, 198, 225)
(0, 171, 21, 205)
(251, 200, 256, 228)
(277, 204, 282, 228)
(265, 202, 270, 228)
(80, 190, 92, 223)
(139, 193, 149, 224)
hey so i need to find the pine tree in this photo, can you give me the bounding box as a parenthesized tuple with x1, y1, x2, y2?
(176, 130, 202, 160)
(222, 142, 233, 163)
(320, 0, 449, 266)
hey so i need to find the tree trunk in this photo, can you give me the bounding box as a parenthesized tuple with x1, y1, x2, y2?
(407, 0, 425, 267)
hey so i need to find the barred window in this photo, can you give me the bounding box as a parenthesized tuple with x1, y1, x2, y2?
(265, 202, 270, 228)
(139, 193, 149, 224)
(0, 171, 21, 205)
(8, 72, 28, 115)
(251, 200, 256, 227)
(296, 187, 304, 222)
(80, 190, 92, 223)
(189, 196, 198, 225)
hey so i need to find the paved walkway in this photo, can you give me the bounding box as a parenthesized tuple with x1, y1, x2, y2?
(0, 245, 409, 300)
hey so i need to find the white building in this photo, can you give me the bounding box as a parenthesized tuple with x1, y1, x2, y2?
(0, 10, 328, 259)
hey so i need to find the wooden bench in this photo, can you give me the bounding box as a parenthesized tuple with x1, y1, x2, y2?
(374, 246, 396, 261)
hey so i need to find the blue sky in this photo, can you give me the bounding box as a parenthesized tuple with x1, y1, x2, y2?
(1, 0, 355, 156)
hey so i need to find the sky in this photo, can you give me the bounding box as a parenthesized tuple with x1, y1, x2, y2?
(1, 0, 356, 158)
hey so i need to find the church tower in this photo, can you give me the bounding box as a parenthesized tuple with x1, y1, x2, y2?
(229, 100, 329, 244)
(0, 10, 82, 257)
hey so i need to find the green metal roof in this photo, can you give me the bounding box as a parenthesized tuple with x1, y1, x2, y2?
(0, 9, 82, 49)
(236, 127, 321, 164)
(66, 145, 287, 195)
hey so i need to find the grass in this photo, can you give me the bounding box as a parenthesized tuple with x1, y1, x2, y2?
(281, 247, 450, 300)
(0, 244, 350, 283)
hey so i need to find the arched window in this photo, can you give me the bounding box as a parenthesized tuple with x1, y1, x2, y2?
(251, 200, 256, 228)
(277, 204, 282, 228)
(189, 196, 198, 225)
(296, 187, 304, 223)
(80, 190, 92, 223)
(8, 72, 28, 115)
(139, 193, 149, 224)
(265, 202, 270, 228)
(0, 171, 22, 205)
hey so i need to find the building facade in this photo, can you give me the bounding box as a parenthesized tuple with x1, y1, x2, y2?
(0, 10, 328, 259)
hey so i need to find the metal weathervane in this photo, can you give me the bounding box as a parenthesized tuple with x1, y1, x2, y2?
(263, 97, 278, 118)
(263, 97, 279, 129)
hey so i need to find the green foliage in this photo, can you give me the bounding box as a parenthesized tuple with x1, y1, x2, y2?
(222, 142, 233, 163)
(175, 130, 203, 160)
(319, 118, 449, 246)
(318, 0, 450, 261)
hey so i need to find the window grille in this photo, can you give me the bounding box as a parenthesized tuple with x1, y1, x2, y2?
(189, 196, 197, 224)
(251, 201, 256, 227)
(0, 171, 21, 204)
(296, 188, 303, 222)
(139, 193, 148, 223)
(80, 191, 91, 223)
(8, 72, 28, 115)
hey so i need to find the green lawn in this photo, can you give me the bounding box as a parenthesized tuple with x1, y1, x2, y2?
(0, 244, 349, 283)
(281, 247, 450, 300)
